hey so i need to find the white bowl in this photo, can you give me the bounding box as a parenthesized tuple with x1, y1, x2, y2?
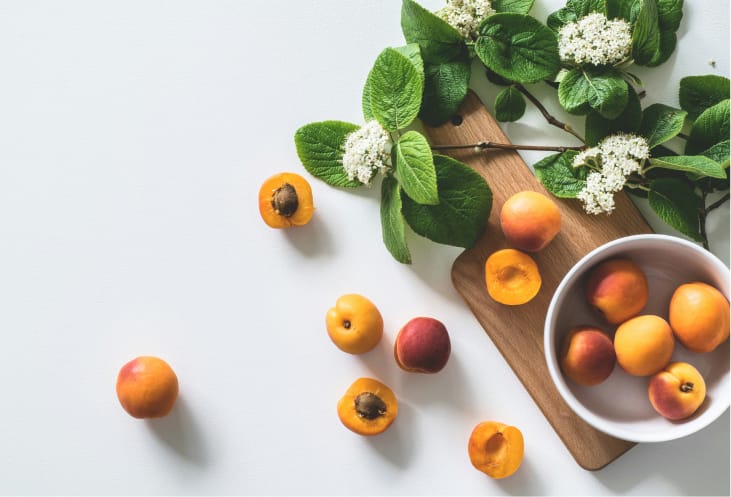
(544, 234, 730, 443)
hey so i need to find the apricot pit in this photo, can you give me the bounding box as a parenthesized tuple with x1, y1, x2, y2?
(337, 377, 398, 436)
(258, 172, 314, 228)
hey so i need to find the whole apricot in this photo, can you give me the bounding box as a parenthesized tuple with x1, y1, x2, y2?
(586, 258, 648, 325)
(394, 317, 451, 373)
(648, 362, 707, 420)
(669, 282, 730, 353)
(337, 377, 398, 436)
(258, 172, 314, 228)
(614, 315, 674, 376)
(484, 248, 542, 305)
(116, 356, 179, 419)
(560, 325, 616, 386)
(500, 190, 561, 252)
(468, 421, 524, 479)
(326, 294, 383, 354)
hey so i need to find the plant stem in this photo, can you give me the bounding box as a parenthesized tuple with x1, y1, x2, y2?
(697, 191, 728, 251)
(431, 141, 584, 153)
(514, 84, 586, 144)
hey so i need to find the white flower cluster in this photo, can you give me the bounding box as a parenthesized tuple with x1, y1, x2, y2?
(438, 0, 495, 41)
(574, 133, 650, 214)
(342, 120, 391, 185)
(558, 13, 632, 66)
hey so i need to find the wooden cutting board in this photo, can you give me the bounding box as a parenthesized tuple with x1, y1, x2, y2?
(423, 91, 653, 471)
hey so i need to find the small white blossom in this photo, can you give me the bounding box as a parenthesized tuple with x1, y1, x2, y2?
(341, 120, 391, 185)
(558, 13, 632, 66)
(573, 133, 649, 214)
(438, 0, 495, 41)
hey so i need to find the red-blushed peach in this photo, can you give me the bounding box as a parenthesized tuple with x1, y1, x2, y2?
(648, 362, 707, 420)
(500, 191, 561, 252)
(394, 317, 451, 373)
(560, 325, 616, 386)
(586, 258, 649, 325)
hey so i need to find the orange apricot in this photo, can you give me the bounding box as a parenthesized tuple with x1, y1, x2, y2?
(258, 172, 314, 228)
(337, 377, 398, 436)
(326, 294, 383, 354)
(116, 356, 179, 419)
(484, 248, 542, 305)
(468, 421, 524, 479)
(500, 190, 561, 252)
(669, 282, 730, 353)
(614, 315, 675, 376)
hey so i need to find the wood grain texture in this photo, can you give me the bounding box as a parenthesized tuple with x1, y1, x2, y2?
(424, 91, 653, 471)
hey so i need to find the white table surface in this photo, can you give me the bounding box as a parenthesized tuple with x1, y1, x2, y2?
(0, 1, 728, 495)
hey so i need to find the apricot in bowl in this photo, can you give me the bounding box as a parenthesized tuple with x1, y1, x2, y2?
(545, 234, 729, 443)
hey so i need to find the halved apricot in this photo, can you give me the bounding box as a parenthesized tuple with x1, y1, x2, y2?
(484, 248, 542, 305)
(258, 172, 314, 228)
(337, 377, 398, 436)
(468, 421, 524, 479)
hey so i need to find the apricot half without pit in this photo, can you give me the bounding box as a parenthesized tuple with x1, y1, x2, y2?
(468, 421, 524, 479)
(394, 317, 451, 373)
(484, 248, 542, 305)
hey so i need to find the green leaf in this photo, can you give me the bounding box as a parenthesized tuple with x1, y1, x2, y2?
(492, 0, 535, 14)
(475, 13, 560, 84)
(606, 0, 641, 23)
(533, 151, 585, 198)
(402, 155, 493, 247)
(638, 103, 687, 149)
(380, 175, 412, 264)
(631, 0, 661, 66)
(558, 67, 628, 119)
(394, 131, 439, 205)
(547, 7, 576, 31)
(648, 155, 727, 179)
(679, 75, 730, 120)
(364, 44, 424, 122)
(294, 121, 362, 187)
(367, 47, 424, 132)
(657, 0, 683, 31)
(701, 140, 730, 169)
(585, 86, 642, 146)
(648, 177, 703, 241)
(549, 0, 607, 29)
(645, 30, 677, 67)
(495, 86, 526, 122)
(686, 99, 731, 155)
(645, 0, 683, 67)
(401, 0, 465, 64)
(419, 57, 472, 127)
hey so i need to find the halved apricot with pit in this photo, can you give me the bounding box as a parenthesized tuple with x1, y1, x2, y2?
(258, 172, 314, 228)
(484, 248, 541, 305)
(468, 421, 524, 479)
(337, 377, 398, 436)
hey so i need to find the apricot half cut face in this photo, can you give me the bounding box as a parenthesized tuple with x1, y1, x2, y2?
(258, 172, 314, 228)
(468, 421, 524, 479)
(484, 248, 542, 305)
(337, 378, 398, 436)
